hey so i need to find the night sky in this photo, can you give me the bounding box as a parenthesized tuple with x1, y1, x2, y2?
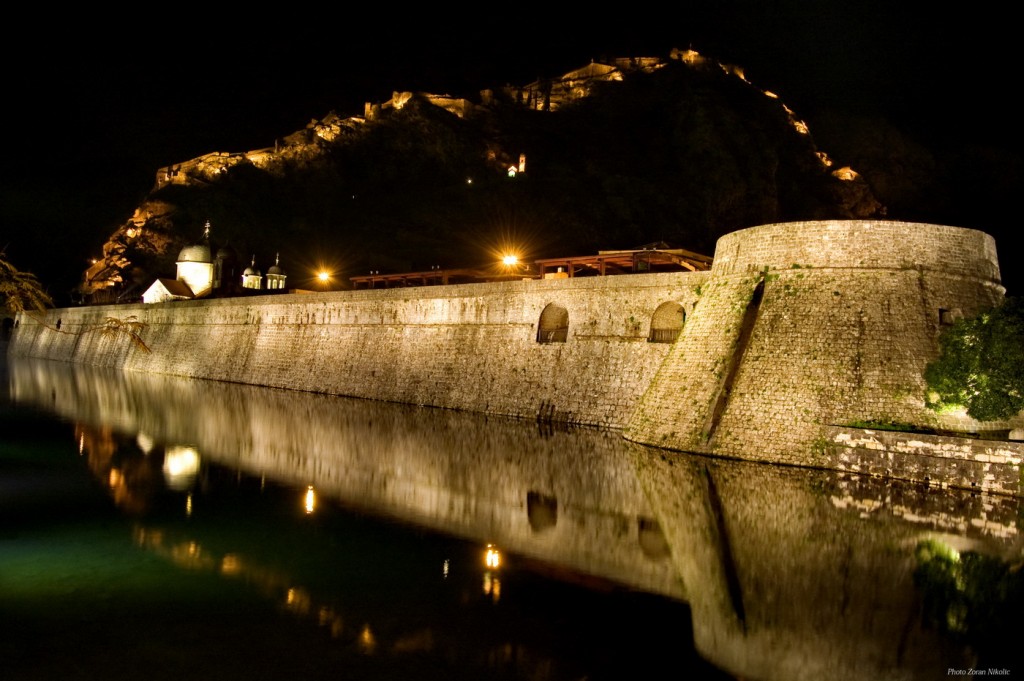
(2, 5, 1018, 302)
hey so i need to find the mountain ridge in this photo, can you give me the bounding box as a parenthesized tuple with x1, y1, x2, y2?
(78, 48, 890, 303)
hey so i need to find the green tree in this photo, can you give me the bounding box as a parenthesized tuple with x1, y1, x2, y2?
(1, 251, 52, 314)
(924, 297, 1024, 421)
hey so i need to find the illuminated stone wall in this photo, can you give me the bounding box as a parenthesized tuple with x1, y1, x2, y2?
(624, 220, 1011, 467)
(9, 271, 708, 429)
(12, 220, 1019, 480)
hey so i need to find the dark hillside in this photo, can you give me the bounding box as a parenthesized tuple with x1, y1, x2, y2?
(84, 56, 883, 299)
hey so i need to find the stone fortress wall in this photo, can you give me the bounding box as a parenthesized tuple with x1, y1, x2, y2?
(624, 221, 1008, 457)
(12, 271, 708, 431)
(11, 221, 1023, 494)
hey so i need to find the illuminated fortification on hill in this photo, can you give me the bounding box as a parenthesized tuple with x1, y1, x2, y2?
(79, 47, 870, 302)
(11, 220, 1023, 497)
(150, 50, 731, 191)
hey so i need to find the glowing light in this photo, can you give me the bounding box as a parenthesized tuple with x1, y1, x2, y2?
(359, 624, 377, 653)
(109, 468, 122, 488)
(221, 554, 241, 575)
(485, 543, 501, 569)
(502, 255, 519, 267)
(169, 540, 215, 570)
(677, 48, 703, 64)
(833, 166, 859, 181)
(305, 486, 316, 514)
(163, 446, 201, 491)
(186, 493, 193, 517)
(443, 559, 449, 578)
(286, 587, 312, 614)
(318, 271, 330, 283)
(483, 572, 502, 602)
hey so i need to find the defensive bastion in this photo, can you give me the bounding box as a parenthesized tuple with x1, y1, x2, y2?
(9, 220, 1022, 495)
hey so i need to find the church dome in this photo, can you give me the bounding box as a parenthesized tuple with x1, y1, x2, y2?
(216, 244, 237, 261)
(267, 253, 285, 276)
(177, 243, 211, 263)
(243, 263, 261, 276)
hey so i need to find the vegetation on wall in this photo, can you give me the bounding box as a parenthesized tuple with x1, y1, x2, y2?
(2, 251, 148, 352)
(1, 251, 52, 315)
(924, 297, 1024, 422)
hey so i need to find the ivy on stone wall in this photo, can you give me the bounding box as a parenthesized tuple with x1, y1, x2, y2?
(924, 297, 1024, 422)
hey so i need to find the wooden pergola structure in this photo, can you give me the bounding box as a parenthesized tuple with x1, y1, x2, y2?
(533, 247, 713, 278)
(349, 268, 526, 290)
(349, 247, 713, 289)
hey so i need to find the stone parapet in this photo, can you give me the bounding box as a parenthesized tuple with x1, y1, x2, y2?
(823, 425, 1023, 497)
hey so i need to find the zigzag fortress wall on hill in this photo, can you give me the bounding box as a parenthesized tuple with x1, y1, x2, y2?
(10, 221, 1022, 494)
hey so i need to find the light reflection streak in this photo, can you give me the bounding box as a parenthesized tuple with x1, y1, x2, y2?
(131, 526, 513, 662)
(134, 526, 349, 638)
(483, 572, 501, 603)
(359, 624, 377, 654)
(483, 544, 502, 602)
(485, 544, 501, 569)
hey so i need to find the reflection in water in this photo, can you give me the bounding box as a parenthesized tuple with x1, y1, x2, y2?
(132, 524, 354, 645)
(6, 358, 1023, 680)
(163, 445, 200, 490)
(632, 450, 1023, 679)
(10, 358, 681, 601)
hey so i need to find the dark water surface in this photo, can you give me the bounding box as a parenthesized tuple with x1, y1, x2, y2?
(2, 357, 1021, 680)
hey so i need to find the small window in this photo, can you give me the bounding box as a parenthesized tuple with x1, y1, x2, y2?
(648, 301, 685, 343)
(537, 303, 569, 343)
(939, 308, 962, 326)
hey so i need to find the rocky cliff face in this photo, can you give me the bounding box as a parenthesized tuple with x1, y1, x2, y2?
(80, 49, 884, 303)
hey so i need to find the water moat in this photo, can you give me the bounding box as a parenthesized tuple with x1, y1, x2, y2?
(2, 357, 1021, 680)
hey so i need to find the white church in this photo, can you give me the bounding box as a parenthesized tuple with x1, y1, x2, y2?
(142, 221, 286, 304)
